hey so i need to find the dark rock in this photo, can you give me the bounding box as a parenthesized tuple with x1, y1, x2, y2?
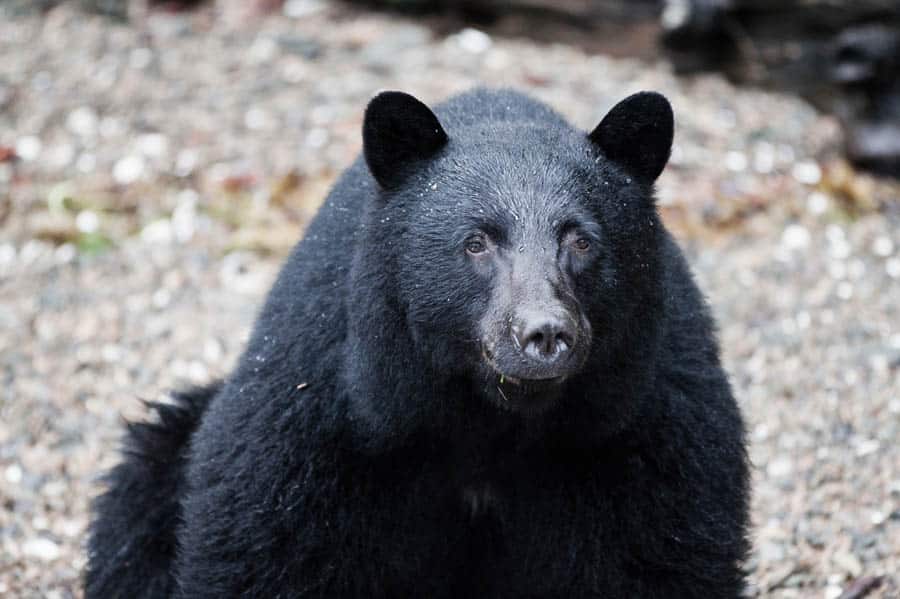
(660, 0, 900, 177)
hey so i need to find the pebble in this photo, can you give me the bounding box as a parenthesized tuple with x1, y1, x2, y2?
(4, 463, 23, 484)
(129, 47, 153, 70)
(175, 148, 200, 177)
(454, 28, 492, 54)
(767, 456, 793, 478)
(806, 191, 829, 215)
(249, 36, 279, 63)
(283, 0, 327, 19)
(0, 242, 16, 267)
(113, 155, 146, 185)
(172, 201, 197, 243)
(136, 133, 169, 159)
(824, 585, 842, 599)
(15, 135, 42, 161)
(832, 551, 863, 577)
(244, 107, 272, 131)
(22, 538, 61, 562)
(792, 160, 822, 185)
(725, 150, 748, 172)
(66, 106, 98, 138)
(141, 219, 173, 244)
(855, 438, 880, 457)
(871, 236, 894, 257)
(76, 152, 97, 173)
(781, 224, 810, 251)
(886, 258, 900, 278)
(75, 210, 100, 234)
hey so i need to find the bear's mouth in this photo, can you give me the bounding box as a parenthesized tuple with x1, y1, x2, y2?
(480, 346, 568, 413)
(482, 346, 573, 385)
(491, 373, 564, 415)
(494, 373, 564, 386)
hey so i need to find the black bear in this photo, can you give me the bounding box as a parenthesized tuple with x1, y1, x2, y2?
(86, 88, 750, 598)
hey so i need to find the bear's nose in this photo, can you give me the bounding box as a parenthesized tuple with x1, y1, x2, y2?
(512, 315, 575, 363)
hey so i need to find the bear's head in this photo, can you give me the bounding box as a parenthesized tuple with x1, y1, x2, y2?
(359, 89, 673, 419)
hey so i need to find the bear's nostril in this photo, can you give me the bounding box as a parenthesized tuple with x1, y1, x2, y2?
(555, 333, 571, 354)
(517, 317, 574, 362)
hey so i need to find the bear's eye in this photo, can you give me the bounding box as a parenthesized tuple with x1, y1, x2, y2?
(465, 237, 487, 255)
(573, 237, 591, 252)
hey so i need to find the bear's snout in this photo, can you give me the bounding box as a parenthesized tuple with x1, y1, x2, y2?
(510, 309, 577, 366)
(483, 298, 590, 386)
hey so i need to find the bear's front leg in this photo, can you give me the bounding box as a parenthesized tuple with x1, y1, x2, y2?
(173, 447, 464, 598)
(482, 444, 747, 599)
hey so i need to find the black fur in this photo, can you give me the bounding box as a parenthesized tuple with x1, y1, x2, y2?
(85, 384, 221, 598)
(589, 91, 674, 184)
(363, 91, 449, 189)
(87, 88, 750, 598)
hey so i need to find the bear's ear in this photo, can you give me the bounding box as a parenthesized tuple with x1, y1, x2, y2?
(588, 92, 673, 184)
(363, 91, 449, 190)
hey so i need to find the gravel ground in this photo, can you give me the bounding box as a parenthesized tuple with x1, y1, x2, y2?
(1, 3, 898, 597)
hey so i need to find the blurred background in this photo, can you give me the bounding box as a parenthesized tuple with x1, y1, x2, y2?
(0, 1, 898, 597)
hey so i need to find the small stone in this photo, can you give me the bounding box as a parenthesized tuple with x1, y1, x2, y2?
(831, 551, 862, 577)
(141, 220, 173, 244)
(753, 142, 775, 173)
(172, 199, 196, 243)
(75, 210, 100, 234)
(249, 36, 278, 63)
(855, 438, 879, 457)
(16, 135, 42, 162)
(871, 236, 893, 257)
(828, 236, 852, 260)
(101, 344, 123, 363)
(283, 0, 326, 18)
(306, 128, 328, 148)
(456, 28, 492, 54)
(4, 463, 23, 484)
(725, 151, 747, 172)
(806, 192, 829, 215)
(886, 258, 900, 278)
(792, 161, 822, 185)
(22, 538, 61, 562)
(244, 107, 271, 131)
(781, 224, 810, 251)
(767, 457, 793, 478)
(203, 338, 224, 363)
(836, 281, 853, 300)
(188, 360, 208, 382)
(76, 152, 97, 173)
(67, 106, 98, 138)
(113, 155, 146, 185)
(758, 540, 786, 562)
(0, 243, 16, 268)
(136, 133, 169, 159)
(152, 288, 172, 309)
(870, 510, 887, 525)
(175, 149, 199, 177)
(824, 585, 842, 599)
(129, 47, 153, 70)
